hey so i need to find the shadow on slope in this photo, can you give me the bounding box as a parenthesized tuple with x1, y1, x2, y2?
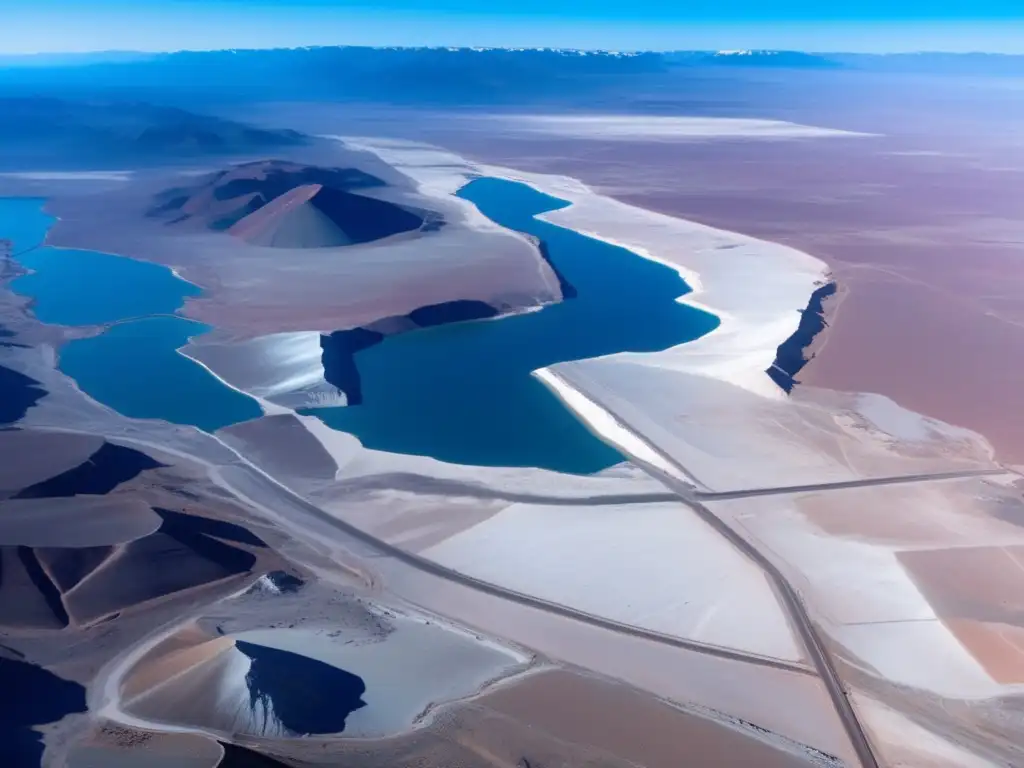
(0, 507, 266, 630)
(0, 656, 86, 768)
(13, 442, 164, 499)
(217, 743, 293, 768)
(0, 366, 45, 424)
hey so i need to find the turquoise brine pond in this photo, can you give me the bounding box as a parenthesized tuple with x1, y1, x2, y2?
(3, 179, 719, 472)
(58, 316, 263, 430)
(302, 177, 719, 473)
(2, 197, 262, 432)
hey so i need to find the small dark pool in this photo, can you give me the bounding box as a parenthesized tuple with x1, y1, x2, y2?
(236, 641, 366, 736)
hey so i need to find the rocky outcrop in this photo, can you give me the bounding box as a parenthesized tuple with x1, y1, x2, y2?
(766, 281, 838, 393)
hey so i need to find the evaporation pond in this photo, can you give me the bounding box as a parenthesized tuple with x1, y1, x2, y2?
(1, 197, 261, 431)
(303, 177, 719, 474)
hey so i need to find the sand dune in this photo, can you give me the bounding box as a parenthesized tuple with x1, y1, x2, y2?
(0, 429, 101, 494)
(63, 531, 256, 625)
(125, 636, 367, 738)
(116, 589, 530, 743)
(0, 497, 160, 547)
(0, 492, 267, 630)
(1, 656, 86, 768)
(13, 441, 164, 499)
(0, 546, 69, 629)
(37, 546, 116, 594)
(0, 363, 46, 423)
(228, 182, 425, 248)
(229, 183, 351, 247)
(219, 414, 340, 484)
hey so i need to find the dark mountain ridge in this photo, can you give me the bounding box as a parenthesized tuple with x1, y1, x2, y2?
(0, 97, 307, 169)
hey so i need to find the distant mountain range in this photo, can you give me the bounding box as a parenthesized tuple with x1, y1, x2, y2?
(1, 47, 1022, 111)
(0, 46, 668, 104)
(3, 46, 1023, 72)
(666, 50, 842, 68)
(0, 98, 306, 169)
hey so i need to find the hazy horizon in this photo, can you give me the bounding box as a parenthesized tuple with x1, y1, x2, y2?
(5, 1, 1024, 56)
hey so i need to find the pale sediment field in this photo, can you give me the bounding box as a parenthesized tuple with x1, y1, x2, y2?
(478, 669, 836, 768)
(377, 551, 853, 762)
(216, 412, 838, 755)
(703, 476, 1024, 764)
(420, 499, 803, 662)
(67, 730, 225, 768)
(849, 694, 1004, 768)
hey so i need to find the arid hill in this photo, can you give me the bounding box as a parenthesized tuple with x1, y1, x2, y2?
(147, 159, 432, 248)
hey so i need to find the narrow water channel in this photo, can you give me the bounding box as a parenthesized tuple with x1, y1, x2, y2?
(304, 178, 718, 473)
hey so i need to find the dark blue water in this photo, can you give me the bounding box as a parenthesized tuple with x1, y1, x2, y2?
(1, 198, 262, 432)
(57, 317, 262, 431)
(0, 656, 86, 768)
(236, 640, 366, 735)
(15, 248, 202, 325)
(303, 178, 719, 474)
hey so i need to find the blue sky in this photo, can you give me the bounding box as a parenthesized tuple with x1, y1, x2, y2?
(4, 0, 1024, 54)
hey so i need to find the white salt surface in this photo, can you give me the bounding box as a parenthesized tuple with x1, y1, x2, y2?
(855, 392, 981, 445)
(481, 114, 874, 141)
(187, 331, 343, 409)
(423, 500, 802, 662)
(720, 493, 1016, 698)
(836, 621, 1001, 699)
(853, 694, 1002, 768)
(534, 367, 686, 481)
